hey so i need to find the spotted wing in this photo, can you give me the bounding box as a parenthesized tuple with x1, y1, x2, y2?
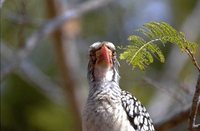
(121, 91, 155, 131)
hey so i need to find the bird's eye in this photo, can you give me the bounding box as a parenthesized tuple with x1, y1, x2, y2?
(112, 51, 116, 56)
(96, 47, 101, 51)
(106, 46, 112, 50)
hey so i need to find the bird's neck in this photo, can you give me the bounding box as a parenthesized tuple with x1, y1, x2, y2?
(87, 57, 120, 94)
(88, 67, 121, 95)
(87, 61, 121, 101)
(94, 67, 114, 81)
(88, 66, 120, 85)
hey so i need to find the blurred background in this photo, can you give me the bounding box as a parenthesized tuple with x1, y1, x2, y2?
(1, 0, 200, 130)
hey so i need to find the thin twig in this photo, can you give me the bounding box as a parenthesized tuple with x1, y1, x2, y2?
(188, 73, 200, 131)
(185, 48, 200, 72)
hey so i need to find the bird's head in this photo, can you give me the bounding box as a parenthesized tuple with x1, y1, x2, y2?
(88, 42, 120, 83)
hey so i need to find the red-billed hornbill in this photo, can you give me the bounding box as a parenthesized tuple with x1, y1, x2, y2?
(82, 42, 155, 131)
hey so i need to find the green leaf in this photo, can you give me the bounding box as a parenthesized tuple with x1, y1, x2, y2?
(120, 21, 198, 70)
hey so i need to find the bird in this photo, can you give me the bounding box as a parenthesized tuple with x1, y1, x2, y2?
(82, 41, 155, 131)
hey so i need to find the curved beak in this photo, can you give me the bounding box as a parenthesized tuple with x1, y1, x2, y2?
(95, 44, 113, 68)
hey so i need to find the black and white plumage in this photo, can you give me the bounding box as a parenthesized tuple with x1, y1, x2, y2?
(82, 42, 155, 131)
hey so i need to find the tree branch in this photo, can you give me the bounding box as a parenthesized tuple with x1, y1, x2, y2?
(19, 0, 113, 59)
(149, 1, 200, 121)
(185, 48, 200, 72)
(45, 0, 98, 130)
(188, 73, 200, 131)
(154, 79, 200, 131)
(2, 0, 113, 80)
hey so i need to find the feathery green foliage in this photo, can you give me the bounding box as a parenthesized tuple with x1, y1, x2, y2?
(120, 22, 198, 70)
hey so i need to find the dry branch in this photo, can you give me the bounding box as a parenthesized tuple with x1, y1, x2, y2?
(188, 73, 200, 131)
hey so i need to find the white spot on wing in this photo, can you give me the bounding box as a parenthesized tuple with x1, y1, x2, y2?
(134, 116, 139, 126)
(143, 124, 149, 130)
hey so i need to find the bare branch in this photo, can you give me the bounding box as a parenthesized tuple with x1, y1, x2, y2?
(2, 0, 113, 80)
(19, 0, 113, 59)
(188, 73, 200, 131)
(185, 48, 200, 72)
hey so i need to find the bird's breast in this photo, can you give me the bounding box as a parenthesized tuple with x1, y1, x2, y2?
(82, 93, 135, 131)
